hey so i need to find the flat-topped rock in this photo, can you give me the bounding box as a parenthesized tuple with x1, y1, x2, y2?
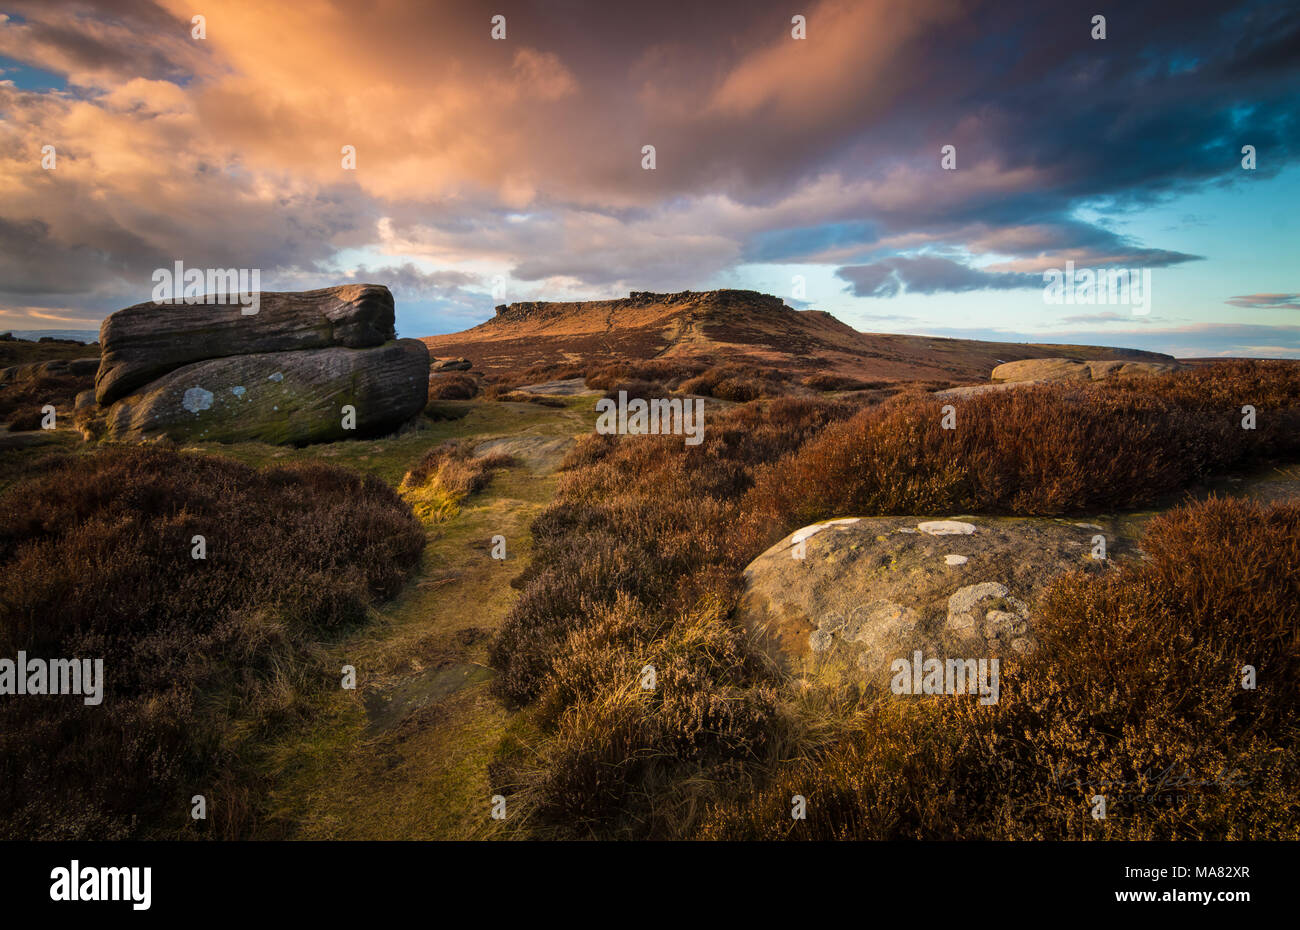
(514, 377, 592, 395)
(992, 357, 1182, 384)
(431, 357, 472, 372)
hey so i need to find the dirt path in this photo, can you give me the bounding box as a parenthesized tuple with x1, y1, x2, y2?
(251, 397, 595, 839)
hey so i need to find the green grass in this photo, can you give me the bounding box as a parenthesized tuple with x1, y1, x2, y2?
(235, 395, 590, 838)
(182, 396, 596, 484)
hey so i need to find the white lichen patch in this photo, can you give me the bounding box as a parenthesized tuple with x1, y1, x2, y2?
(946, 582, 1033, 648)
(809, 599, 916, 654)
(268, 371, 284, 382)
(919, 520, 977, 535)
(809, 629, 835, 652)
(182, 386, 214, 413)
(944, 554, 969, 566)
(789, 518, 860, 546)
(231, 385, 246, 398)
(948, 581, 1006, 628)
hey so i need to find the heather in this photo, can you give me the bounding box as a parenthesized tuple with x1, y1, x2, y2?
(702, 497, 1300, 839)
(489, 361, 1300, 838)
(0, 447, 424, 839)
(747, 360, 1300, 528)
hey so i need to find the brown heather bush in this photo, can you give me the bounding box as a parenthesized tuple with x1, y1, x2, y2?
(491, 362, 1300, 839)
(488, 396, 863, 835)
(496, 594, 782, 834)
(427, 372, 478, 400)
(6, 406, 45, 431)
(678, 362, 791, 400)
(0, 373, 91, 425)
(746, 362, 1300, 531)
(701, 497, 1300, 839)
(710, 377, 766, 402)
(584, 358, 707, 392)
(601, 378, 668, 401)
(802, 372, 883, 392)
(491, 361, 587, 392)
(0, 447, 424, 839)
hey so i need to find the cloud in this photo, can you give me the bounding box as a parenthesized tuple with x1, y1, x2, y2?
(0, 1, 211, 89)
(335, 264, 482, 297)
(0, 303, 105, 330)
(836, 255, 1041, 297)
(918, 322, 1300, 358)
(0, 0, 1297, 338)
(1057, 310, 1151, 325)
(1225, 293, 1300, 308)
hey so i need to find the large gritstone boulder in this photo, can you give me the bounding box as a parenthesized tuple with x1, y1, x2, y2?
(85, 284, 431, 445)
(102, 340, 429, 444)
(991, 357, 1182, 384)
(737, 515, 1117, 693)
(96, 284, 396, 404)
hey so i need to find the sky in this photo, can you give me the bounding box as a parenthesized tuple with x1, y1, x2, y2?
(0, 0, 1297, 357)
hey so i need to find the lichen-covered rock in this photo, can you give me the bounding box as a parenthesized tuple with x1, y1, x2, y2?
(991, 357, 1182, 384)
(991, 358, 1090, 383)
(96, 284, 396, 404)
(738, 515, 1116, 691)
(933, 382, 1033, 399)
(1085, 359, 1183, 379)
(101, 339, 429, 444)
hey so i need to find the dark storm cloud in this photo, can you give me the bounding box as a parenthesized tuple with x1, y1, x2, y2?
(0, 0, 1297, 317)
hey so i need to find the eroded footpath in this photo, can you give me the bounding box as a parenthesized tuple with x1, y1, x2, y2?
(243, 398, 593, 839)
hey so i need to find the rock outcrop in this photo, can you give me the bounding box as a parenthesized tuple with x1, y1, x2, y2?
(96, 284, 397, 404)
(991, 357, 1182, 384)
(738, 516, 1113, 691)
(0, 357, 100, 383)
(101, 341, 428, 444)
(429, 288, 1170, 385)
(431, 357, 472, 372)
(86, 284, 430, 444)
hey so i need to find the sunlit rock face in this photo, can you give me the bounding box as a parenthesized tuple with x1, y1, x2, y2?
(737, 515, 1113, 692)
(86, 284, 429, 445)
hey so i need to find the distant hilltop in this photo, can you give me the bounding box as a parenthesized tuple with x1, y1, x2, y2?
(1, 330, 100, 344)
(430, 288, 1173, 384)
(493, 289, 785, 320)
